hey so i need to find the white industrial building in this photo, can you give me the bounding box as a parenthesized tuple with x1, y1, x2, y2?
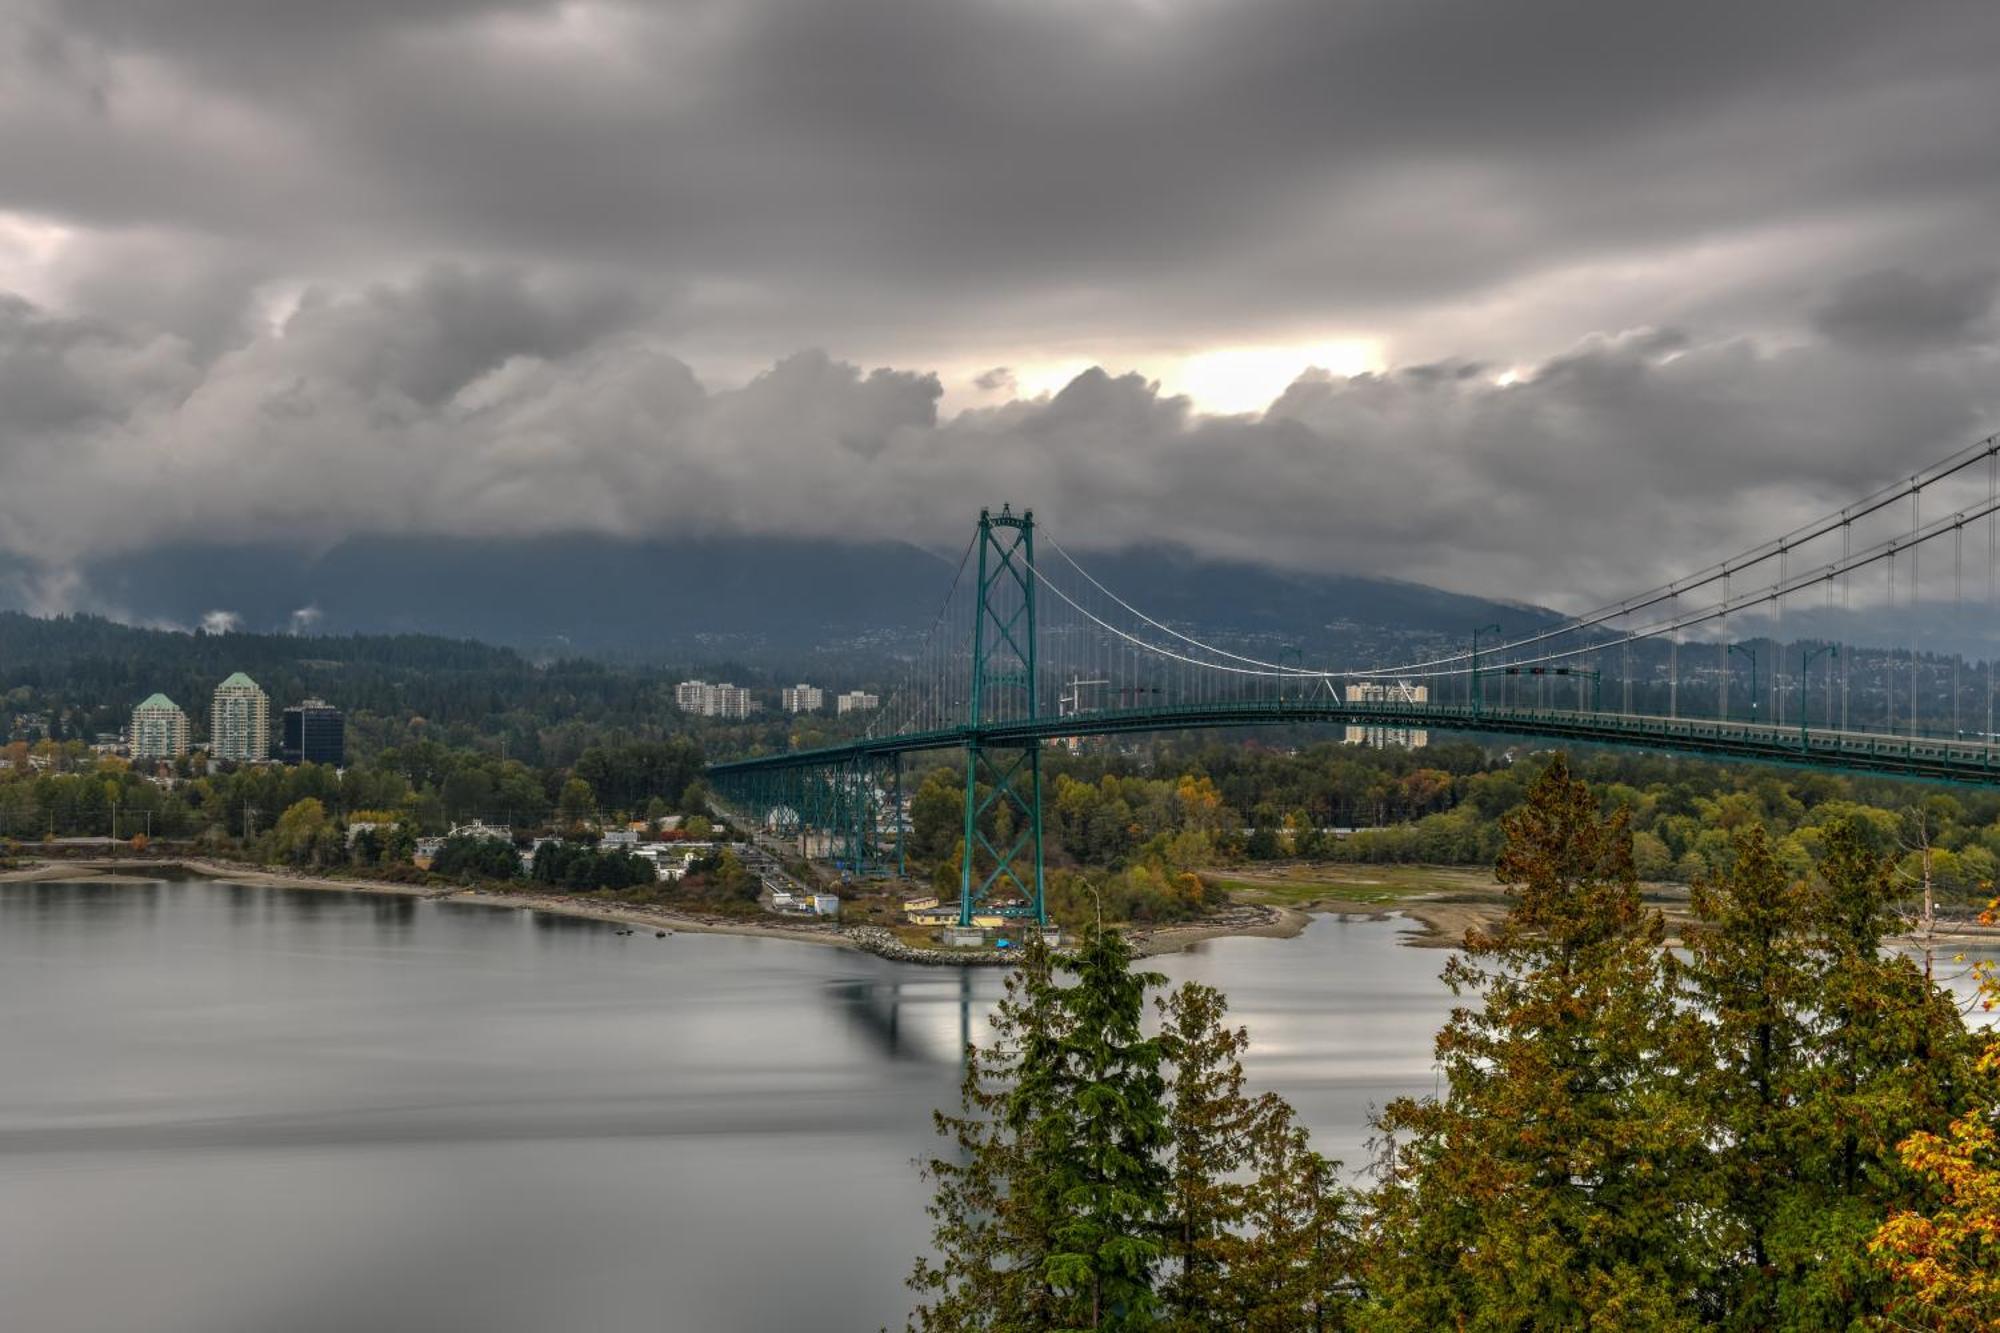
(676, 680, 757, 719)
(1343, 680, 1429, 750)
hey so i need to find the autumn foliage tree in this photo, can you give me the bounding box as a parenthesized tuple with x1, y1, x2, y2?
(1870, 898, 2000, 1331)
(1365, 754, 1709, 1329)
(908, 752, 1991, 1330)
(1781, 819, 1975, 1325)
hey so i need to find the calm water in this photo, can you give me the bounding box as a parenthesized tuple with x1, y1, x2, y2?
(8, 878, 1975, 1332)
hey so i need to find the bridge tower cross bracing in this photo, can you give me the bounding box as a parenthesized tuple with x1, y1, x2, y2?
(958, 505, 1048, 928)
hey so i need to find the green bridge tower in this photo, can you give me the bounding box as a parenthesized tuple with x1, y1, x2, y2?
(958, 505, 1047, 928)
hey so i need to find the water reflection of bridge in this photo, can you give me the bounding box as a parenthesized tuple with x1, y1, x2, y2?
(831, 970, 980, 1065)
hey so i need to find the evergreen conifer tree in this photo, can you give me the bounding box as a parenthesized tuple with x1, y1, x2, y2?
(908, 935, 1072, 1330)
(1042, 925, 1173, 1329)
(1365, 754, 1707, 1330)
(1682, 824, 1818, 1327)
(1231, 1096, 1358, 1331)
(1772, 817, 1974, 1326)
(909, 928, 1173, 1331)
(1157, 982, 1261, 1325)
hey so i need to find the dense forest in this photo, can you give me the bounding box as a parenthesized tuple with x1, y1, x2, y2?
(900, 740, 2000, 928)
(0, 736, 708, 844)
(0, 610, 879, 765)
(904, 759, 2000, 1330)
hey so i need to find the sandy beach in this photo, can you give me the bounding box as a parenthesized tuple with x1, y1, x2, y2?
(0, 856, 1312, 959)
(0, 857, 857, 950)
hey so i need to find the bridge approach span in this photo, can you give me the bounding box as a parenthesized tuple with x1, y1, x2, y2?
(706, 699, 2000, 787)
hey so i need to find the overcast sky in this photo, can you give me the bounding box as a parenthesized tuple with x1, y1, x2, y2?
(2, 0, 1998, 611)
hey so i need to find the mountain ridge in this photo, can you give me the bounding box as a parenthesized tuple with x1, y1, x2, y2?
(0, 535, 1561, 660)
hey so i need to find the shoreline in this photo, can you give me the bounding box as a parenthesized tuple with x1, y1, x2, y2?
(0, 858, 1297, 963)
(1230, 889, 2000, 953)
(0, 857, 863, 951)
(6, 858, 1993, 962)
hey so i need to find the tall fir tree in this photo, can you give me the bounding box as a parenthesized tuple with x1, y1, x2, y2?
(909, 928, 1173, 1332)
(908, 935, 1072, 1331)
(1157, 981, 1261, 1326)
(1683, 824, 1818, 1327)
(1772, 817, 1974, 1327)
(1229, 1095, 1358, 1331)
(1365, 754, 1708, 1330)
(1042, 925, 1174, 1330)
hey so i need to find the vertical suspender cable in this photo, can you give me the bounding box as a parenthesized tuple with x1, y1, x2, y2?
(1955, 521, 1963, 738)
(1669, 586, 1679, 720)
(1719, 573, 1730, 723)
(1842, 518, 1852, 732)
(1887, 547, 1897, 736)
(1911, 485, 1922, 737)
(1784, 544, 1800, 728)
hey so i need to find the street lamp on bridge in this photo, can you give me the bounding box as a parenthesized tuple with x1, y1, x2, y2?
(1470, 623, 1503, 714)
(1728, 643, 1759, 725)
(1802, 643, 1838, 745)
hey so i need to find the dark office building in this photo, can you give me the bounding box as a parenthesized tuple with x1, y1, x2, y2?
(281, 699, 345, 767)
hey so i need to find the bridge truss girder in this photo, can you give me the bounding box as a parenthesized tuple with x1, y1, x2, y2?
(710, 752, 903, 880)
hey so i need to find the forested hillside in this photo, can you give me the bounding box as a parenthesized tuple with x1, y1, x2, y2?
(0, 611, 773, 764)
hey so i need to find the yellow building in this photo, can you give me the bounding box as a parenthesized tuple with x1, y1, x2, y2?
(905, 900, 1009, 929)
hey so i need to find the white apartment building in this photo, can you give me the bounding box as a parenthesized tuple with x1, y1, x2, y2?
(835, 690, 880, 715)
(1343, 681, 1429, 750)
(676, 680, 756, 719)
(781, 683, 824, 713)
(210, 672, 270, 762)
(131, 694, 191, 760)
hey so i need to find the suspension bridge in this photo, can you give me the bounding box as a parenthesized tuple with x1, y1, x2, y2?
(709, 431, 2000, 928)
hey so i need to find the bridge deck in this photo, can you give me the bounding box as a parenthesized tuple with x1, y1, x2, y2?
(706, 700, 2000, 786)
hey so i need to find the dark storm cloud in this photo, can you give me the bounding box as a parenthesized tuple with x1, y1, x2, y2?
(11, 0, 2000, 350)
(278, 265, 648, 405)
(0, 0, 1998, 609)
(0, 263, 1993, 614)
(1812, 268, 2000, 353)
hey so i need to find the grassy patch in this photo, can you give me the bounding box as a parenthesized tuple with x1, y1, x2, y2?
(1203, 862, 1499, 907)
(891, 922, 946, 950)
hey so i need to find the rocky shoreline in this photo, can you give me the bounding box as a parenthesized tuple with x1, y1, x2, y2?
(842, 925, 1017, 966)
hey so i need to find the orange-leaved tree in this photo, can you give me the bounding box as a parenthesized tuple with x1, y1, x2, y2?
(1870, 895, 2000, 1332)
